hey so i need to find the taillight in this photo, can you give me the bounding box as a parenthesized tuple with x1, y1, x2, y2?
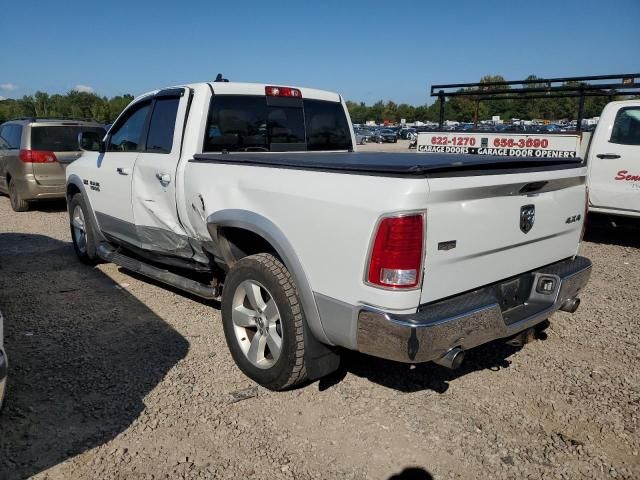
(265, 86, 302, 98)
(366, 214, 425, 289)
(19, 149, 58, 164)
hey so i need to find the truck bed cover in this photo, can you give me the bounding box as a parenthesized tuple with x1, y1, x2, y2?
(191, 152, 583, 178)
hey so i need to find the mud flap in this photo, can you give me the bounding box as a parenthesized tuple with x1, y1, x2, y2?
(303, 321, 341, 380)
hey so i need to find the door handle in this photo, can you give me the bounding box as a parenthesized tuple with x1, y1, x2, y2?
(155, 172, 171, 186)
(116, 167, 131, 175)
(596, 153, 621, 159)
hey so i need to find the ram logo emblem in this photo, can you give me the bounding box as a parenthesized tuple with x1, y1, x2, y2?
(520, 205, 535, 234)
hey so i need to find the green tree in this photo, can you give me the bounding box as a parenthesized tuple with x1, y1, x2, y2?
(0, 90, 133, 124)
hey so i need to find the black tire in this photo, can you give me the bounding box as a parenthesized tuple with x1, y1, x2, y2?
(8, 177, 29, 212)
(68, 193, 99, 264)
(393, 138, 398, 143)
(222, 253, 307, 391)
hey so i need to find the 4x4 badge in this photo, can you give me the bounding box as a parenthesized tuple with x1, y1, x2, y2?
(520, 205, 535, 233)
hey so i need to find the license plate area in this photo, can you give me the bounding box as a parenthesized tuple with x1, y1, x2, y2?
(495, 274, 534, 313)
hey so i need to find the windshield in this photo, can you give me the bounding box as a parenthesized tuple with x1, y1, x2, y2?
(31, 125, 105, 151)
(203, 95, 352, 152)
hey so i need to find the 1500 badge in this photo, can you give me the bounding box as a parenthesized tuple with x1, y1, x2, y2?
(83, 179, 100, 192)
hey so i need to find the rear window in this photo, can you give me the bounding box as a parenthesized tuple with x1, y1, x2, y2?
(203, 95, 352, 152)
(31, 126, 106, 151)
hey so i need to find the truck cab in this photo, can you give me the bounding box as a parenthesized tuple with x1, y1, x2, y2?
(586, 100, 640, 219)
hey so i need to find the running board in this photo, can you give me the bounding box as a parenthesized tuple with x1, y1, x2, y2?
(97, 243, 220, 300)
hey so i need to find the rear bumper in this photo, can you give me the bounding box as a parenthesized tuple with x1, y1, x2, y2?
(14, 175, 65, 200)
(357, 256, 592, 363)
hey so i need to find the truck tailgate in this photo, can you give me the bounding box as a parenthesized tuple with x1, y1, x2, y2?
(421, 169, 587, 304)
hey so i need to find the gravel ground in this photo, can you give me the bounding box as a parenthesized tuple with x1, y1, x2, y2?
(0, 181, 639, 479)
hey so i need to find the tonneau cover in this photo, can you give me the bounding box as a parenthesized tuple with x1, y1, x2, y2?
(191, 152, 583, 177)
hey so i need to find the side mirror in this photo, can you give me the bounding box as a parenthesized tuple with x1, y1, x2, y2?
(78, 131, 106, 153)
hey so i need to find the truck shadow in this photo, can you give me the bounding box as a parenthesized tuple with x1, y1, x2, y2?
(323, 339, 527, 394)
(584, 213, 640, 248)
(0, 233, 189, 480)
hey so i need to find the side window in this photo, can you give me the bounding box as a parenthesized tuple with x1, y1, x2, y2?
(145, 97, 180, 153)
(1, 125, 23, 149)
(108, 102, 151, 152)
(610, 107, 640, 146)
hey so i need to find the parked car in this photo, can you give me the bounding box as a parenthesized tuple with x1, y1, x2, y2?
(354, 129, 368, 145)
(378, 128, 398, 143)
(398, 128, 417, 140)
(360, 129, 378, 143)
(66, 80, 591, 390)
(544, 124, 569, 133)
(360, 128, 381, 143)
(0, 119, 106, 211)
(0, 309, 7, 410)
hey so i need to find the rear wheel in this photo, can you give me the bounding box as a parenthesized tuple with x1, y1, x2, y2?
(8, 178, 29, 212)
(222, 253, 307, 390)
(69, 194, 99, 264)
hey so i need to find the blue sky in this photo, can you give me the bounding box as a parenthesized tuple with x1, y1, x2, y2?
(1, 0, 638, 106)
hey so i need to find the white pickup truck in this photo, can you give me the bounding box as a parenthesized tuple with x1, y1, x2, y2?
(417, 100, 640, 220)
(66, 80, 592, 390)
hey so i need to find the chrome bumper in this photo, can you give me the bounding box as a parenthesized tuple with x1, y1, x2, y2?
(357, 256, 592, 363)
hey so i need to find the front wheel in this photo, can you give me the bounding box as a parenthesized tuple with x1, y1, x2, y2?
(222, 253, 307, 390)
(69, 194, 99, 264)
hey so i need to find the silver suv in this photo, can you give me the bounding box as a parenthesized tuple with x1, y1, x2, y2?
(0, 118, 105, 211)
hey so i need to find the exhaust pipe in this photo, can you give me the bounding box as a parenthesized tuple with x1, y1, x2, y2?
(433, 347, 465, 370)
(560, 297, 581, 313)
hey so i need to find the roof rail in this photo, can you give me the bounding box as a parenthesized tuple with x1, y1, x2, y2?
(7, 116, 102, 123)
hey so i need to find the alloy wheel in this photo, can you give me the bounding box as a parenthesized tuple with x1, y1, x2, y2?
(231, 279, 283, 369)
